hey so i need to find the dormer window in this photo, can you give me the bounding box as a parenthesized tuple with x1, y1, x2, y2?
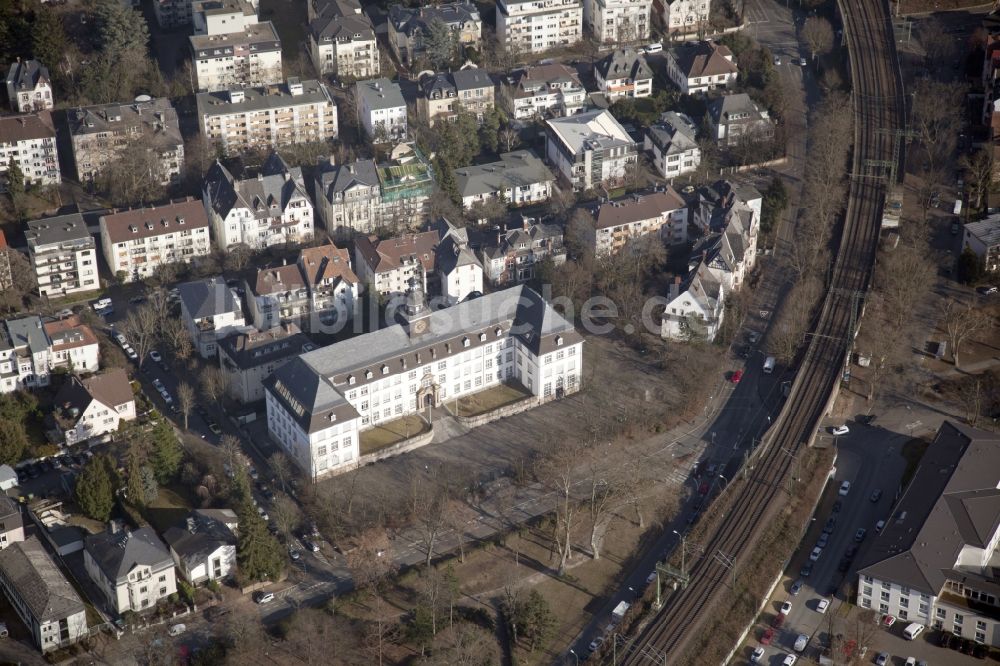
(479, 333, 487, 342)
(365, 370, 373, 379)
(328, 413, 337, 422)
(555, 335, 563, 346)
(381, 365, 389, 375)
(462, 337, 470, 348)
(348, 375, 355, 385)
(495, 327, 502, 337)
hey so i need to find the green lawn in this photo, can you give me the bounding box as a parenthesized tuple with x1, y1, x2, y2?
(143, 486, 194, 534)
(452, 382, 533, 417)
(359, 414, 430, 456)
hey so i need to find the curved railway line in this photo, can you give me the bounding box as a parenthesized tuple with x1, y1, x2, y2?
(618, 1, 905, 662)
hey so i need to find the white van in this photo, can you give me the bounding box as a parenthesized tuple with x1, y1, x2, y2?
(763, 356, 776, 374)
(644, 42, 663, 53)
(903, 623, 925, 640)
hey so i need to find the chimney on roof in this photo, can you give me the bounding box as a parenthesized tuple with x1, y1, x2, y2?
(257, 172, 264, 181)
(186, 517, 197, 533)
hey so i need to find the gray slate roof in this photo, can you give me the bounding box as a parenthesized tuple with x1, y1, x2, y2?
(25, 213, 92, 249)
(177, 277, 242, 320)
(67, 98, 181, 145)
(219, 323, 314, 370)
(6, 59, 50, 91)
(309, 11, 375, 41)
(454, 150, 553, 199)
(6, 316, 48, 355)
(964, 216, 1000, 247)
(357, 78, 405, 111)
(163, 511, 237, 565)
(205, 152, 308, 221)
(0, 537, 86, 623)
(595, 48, 653, 83)
(190, 21, 281, 60)
(647, 111, 698, 155)
(316, 158, 380, 201)
(85, 526, 173, 584)
(388, 2, 480, 35)
(196, 80, 333, 117)
(708, 93, 769, 126)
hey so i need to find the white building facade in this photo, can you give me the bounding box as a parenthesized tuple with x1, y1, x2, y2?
(189, 21, 283, 92)
(496, 0, 583, 54)
(0, 112, 60, 187)
(586, 0, 651, 44)
(356, 78, 408, 142)
(545, 109, 637, 191)
(25, 213, 99, 298)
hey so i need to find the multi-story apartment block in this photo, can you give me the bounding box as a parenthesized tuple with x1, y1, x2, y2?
(196, 79, 338, 154)
(44, 316, 101, 375)
(666, 40, 738, 95)
(189, 21, 283, 92)
(496, 0, 583, 54)
(454, 150, 554, 210)
(0, 537, 87, 654)
(177, 277, 248, 359)
(25, 213, 99, 298)
(591, 189, 687, 255)
(354, 230, 438, 299)
(265, 283, 582, 480)
(0, 112, 60, 187)
(48, 368, 136, 446)
(387, 2, 482, 67)
(308, 0, 379, 80)
(192, 0, 257, 35)
(67, 98, 184, 186)
(594, 48, 653, 101)
(478, 217, 566, 285)
(502, 64, 588, 120)
(586, 0, 651, 44)
(153, 0, 193, 28)
(644, 111, 700, 179)
(962, 215, 1000, 273)
(203, 152, 314, 251)
(417, 68, 495, 126)
(99, 198, 212, 283)
(655, 0, 709, 36)
(84, 525, 177, 614)
(0, 315, 100, 394)
(545, 109, 637, 191)
(5, 59, 53, 113)
(856, 422, 1000, 648)
(218, 323, 314, 402)
(356, 78, 408, 142)
(707, 93, 774, 147)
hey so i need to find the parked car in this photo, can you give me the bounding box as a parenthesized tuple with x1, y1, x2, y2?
(304, 540, 320, 553)
(810, 546, 823, 562)
(870, 489, 882, 502)
(761, 628, 775, 645)
(794, 634, 808, 652)
(882, 614, 897, 628)
(588, 636, 605, 653)
(816, 598, 830, 614)
(208, 422, 222, 436)
(751, 646, 765, 663)
(783, 654, 797, 666)
(780, 600, 792, 615)
(790, 580, 803, 596)
(838, 480, 851, 496)
(289, 548, 301, 561)
(832, 500, 842, 513)
(168, 623, 186, 637)
(817, 533, 829, 549)
(773, 55, 782, 65)
(855, 528, 867, 542)
(730, 369, 743, 384)
(831, 425, 850, 436)
(823, 517, 836, 533)
(875, 519, 886, 533)
(875, 653, 889, 666)
(252, 591, 274, 604)
(149, 350, 163, 363)
(800, 561, 813, 577)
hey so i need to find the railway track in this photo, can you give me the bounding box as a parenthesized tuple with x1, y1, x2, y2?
(617, 1, 904, 663)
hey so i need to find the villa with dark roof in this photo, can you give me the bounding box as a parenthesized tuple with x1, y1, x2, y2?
(387, 2, 482, 66)
(177, 277, 248, 359)
(84, 525, 177, 614)
(477, 216, 566, 286)
(417, 69, 495, 127)
(665, 40, 738, 94)
(5, 59, 53, 113)
(219, 323, 314, 402)
(594, 49, 653, 101)
(163, 509, 238, 584)
(48, 368, 136, 446)
(307, 0, 379, 79)
(454, 150, 554, 210)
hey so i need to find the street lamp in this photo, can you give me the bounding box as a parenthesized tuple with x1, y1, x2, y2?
(718, 473, 728, 489)
(672, 529, 686, 577)
(569, 649, 579, 665)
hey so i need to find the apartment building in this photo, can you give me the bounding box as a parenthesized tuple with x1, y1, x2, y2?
(308, 0, 379, 79)
(0, 112, 60, 187)
(434, 220, 483, 305)
(418, 68, 495, 127)
(707, 93, 774, 146)
(0, 537, 87, 653)
(67, 99, 183, 186)
(189, 21, 283, 92)
(48, 368, 136, 446)
(218, 323, 314, 402)
(356, 78, 408, 142)
(84, 525, 177, 614)
(99, 198, 212, 283)
(454, 150, 554, 210)
(0, 316, 100, 394)
(962, 215, 1000, 273)
(591, 188, 688, 255)
(153, 0, 193, 27)
(196, 79, 338, 155)
(177, 277, 248, 359)
(25, 213, 99, 298)
(192, 0, 257, 35)
(586, 0, 651, 44)
(496, 0, 583, 54)
(5, 59, 53, 113)
(545, 109, 637, 191)
(387, 2, 482, 66)
(354, 230, 438, 299)
(502, 64, 588, 120)
(265, 283, 582, 480)
(644, 111, 700, 179)
(44, 316, 101, 375)
(655, 0, 709, 35)
(163, 510, 238, 585)
(856, 422, 1000, 648)
(594, 48, 653, 101)
(203, 152, 314, 251)
(478, 216, 566, 285)
(665, 40, 738, 94)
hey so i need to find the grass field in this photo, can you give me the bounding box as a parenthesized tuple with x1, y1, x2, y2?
(144, 486, 194, 534)
(451, 382, 533, 417)
(359, 414, 430, 455)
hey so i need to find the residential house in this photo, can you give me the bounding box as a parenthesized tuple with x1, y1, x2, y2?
(454, 150, 554, 210)
(5, 59, 53, 113)
(99, 198, 212, 283)
(163, 509, 238, 585)
(43, 316, 100, 375)
(177, 277, 248, 359)
(356, 78, 408, 142)
(67, 99, 184, 185)
(478, 216, 565, 285)
(433, 219, 483, 305)
(417, 68, 495, 127)
(25, 213, 99, 298)
(655, 0, 709, 36)
(962, 215, 1000, 273)
(308, 0, 379, 79)
(855, 422, 1000, 648)
(591, 188, 688, 255)
(84, 525, 177, 614)
(189, 21, 283, 92)
(0, 112, 60, 187)
(48, 368, 136, 446)
(644, 111, 700, 179)
(665, 40, 738, 94)
(153, 0, 194, 27)
(203, 152, 314, 251)
(192, 0, 257, 35)
(387, 2, 482, 67)
(0, 316, 100, 394)
(707, 93, 774, 146)
(0, 496, 24, 549)
(586, 0, 651, 44)
(354, 230, 438, 300)
(502, 64, 588, 120)
(545, 109, 637, 191)
(218, 323, 314, 402)
(496, 0, 583, 54)
(265, 283, 582, 480)
(594, 49, 653, 101)
(196, 79, 338, 155)
(0, 537, 87, 653)
(314, 157, 381, 236)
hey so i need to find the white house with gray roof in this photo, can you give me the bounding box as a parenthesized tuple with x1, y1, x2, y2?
(177, 277, 248, 359)
(545, 109, 637, 191)
(163, 509, 238, 585)
(357, 78, 408, 142)
(5, 59, 53, 113)
(644, 111, 700, 179)
(25, 213, 99, 298)
(307, 0, 379, 79)
(0, 537, 87, 653)
(189, 21, 283, 92)
(265, 282, 582, 480)
(707, 93, 773, 147)
(84, 525, 177, 614)
(203, 152, 314, 251)
(594, 49, 653, 101)
(454, 150, 554, 210)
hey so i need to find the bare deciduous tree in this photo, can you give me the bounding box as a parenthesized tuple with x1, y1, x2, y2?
(535, 439, 583, 575)
(801, 17, 834, 59)
(911, 78, 964, 175)
(199, 365, 227, 403)
(177, 382, 194, 429)
(119, 305, 158, 369)
(942, 300, 992, 369)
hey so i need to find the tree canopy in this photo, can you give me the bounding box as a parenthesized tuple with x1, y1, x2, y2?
(76, 454, 118, 521)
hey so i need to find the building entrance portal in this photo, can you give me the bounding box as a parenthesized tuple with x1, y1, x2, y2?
(416, 372, 439, 410)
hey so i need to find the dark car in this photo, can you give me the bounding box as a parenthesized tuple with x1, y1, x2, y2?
(870, 489, 883, 502)
(738, 345, 751, 359)
(26, 464, 40, 478)
(771, 613, 785, 629)
(838, 558, 850, 572)
(832, 500, 842, 513)
(949, 635, 962, 650)
(823, 517, 836, 534)
(800, 561, 813, 577)
(844, 545, 858, 559)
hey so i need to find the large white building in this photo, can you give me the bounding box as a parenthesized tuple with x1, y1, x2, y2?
(545, 109, 637, 191)
(84, 526, 177, 614)
(502, 64, 588, 120)
(203, 152, 314, 251)
(48, 368, 136, 446)
(25, 213, 99, 298)
(655, 0, 709, 36)
(0, 112, 60, 187)
(99, 198, 213, 283)
(496, 0, 583, 54)
(265, 283, 583, 480)
(356, 78, 408, 142)
(856, 422, 1000, 648)
(0, 316, 101, 394)
(308, 0, 379, 79)
(591, 189, 688, 255)
(594, 48, 653, 101)
(177, 277, 248, 359)
(586, 0, 651, 44)
(192, 0, 257, 35)
(644, 111, 700, 180)
(454, 150, 554, 210)
(189, 21, 283, 92)
(218, 323, 314, 403)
